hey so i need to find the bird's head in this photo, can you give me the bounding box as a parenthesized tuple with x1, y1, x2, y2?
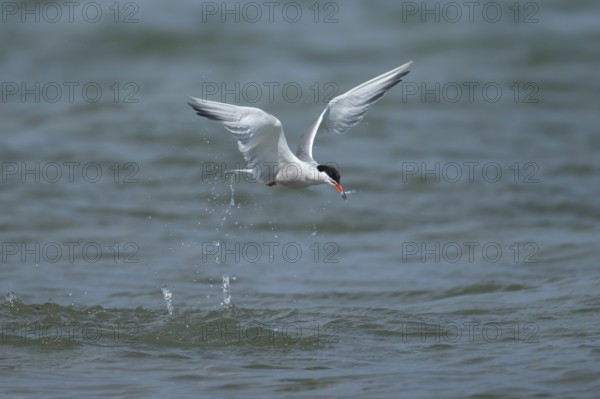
(317, 164, 347, 200)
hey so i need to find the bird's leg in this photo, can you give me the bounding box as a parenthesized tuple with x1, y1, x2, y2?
(266, 181, 277, 187)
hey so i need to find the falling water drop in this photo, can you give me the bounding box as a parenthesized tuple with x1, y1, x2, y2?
(228, 174, 236, 206)
(220, 175, 238, 227)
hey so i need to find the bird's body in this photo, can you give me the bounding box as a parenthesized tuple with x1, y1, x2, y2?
(188, 61, 412, 200)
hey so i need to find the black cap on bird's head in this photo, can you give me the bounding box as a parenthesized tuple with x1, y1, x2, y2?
(317, 164, 347, 200)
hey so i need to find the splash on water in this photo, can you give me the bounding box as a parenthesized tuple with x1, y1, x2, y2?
(161, 285, 174, 315)
(5, 291, 18, 303)
(221, 274, 233, 308)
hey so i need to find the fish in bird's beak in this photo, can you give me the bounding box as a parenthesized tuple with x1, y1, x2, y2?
(330, 181, 347, 200)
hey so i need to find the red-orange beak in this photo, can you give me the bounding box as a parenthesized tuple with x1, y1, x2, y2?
(331, 182, 347, 200)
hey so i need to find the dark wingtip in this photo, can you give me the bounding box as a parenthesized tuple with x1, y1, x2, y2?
(392, 69, 410, 87)
(371, 69, 411, 103)
(188, 101, 225, 122)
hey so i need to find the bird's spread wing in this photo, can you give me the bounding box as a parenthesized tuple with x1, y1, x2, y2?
(188, 97, 300, 183)
(296, 61, 412, 163)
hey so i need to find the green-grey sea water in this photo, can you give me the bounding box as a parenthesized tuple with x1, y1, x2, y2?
(1, 0, 600, 397)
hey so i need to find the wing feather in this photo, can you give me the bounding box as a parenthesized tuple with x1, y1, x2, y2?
(188, 98, 299, 183)
(296, 61, 412, 162)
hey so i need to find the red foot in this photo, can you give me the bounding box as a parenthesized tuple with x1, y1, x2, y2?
(266, 181, 276, 187)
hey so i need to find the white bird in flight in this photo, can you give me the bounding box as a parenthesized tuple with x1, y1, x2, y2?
(188, 61, 412, 200)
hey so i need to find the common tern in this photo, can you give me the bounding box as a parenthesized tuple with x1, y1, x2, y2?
(188, 61, 412, 200)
